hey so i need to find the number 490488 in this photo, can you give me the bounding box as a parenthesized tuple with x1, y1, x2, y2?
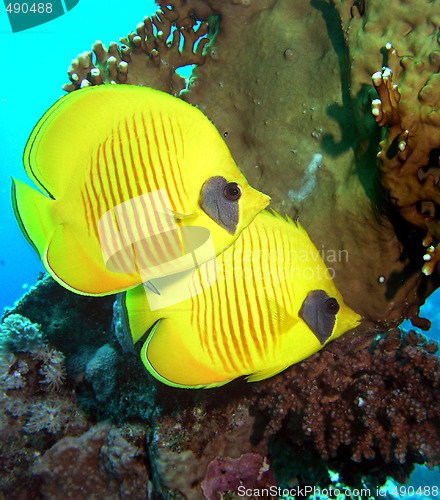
(5, 3, 53, 14)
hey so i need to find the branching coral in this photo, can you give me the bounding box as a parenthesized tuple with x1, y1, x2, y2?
(62, 6, 211, 95)
(137, 327, 440, 496)
(0, 313, 46, 352)
(0, 313, 89, 496)
(253, 329, 440, 486)
(371, 62, 440, 276)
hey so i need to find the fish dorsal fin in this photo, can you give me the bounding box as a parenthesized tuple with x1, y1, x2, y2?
(23, 88, 109, 198)
(267, 208, 287, 222)
(22, 85, 198, 200)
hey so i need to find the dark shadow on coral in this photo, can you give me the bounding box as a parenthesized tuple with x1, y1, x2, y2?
(380, 209, 440, 326)
(311, 1, 383, 203)
(311, 0, 358, 158)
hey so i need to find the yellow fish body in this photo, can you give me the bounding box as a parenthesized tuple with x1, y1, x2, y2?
(12, 85, 270, 296)
(123, 211, 361, 388)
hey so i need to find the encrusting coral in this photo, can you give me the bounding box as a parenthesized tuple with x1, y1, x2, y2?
(329, 0, 440, 325)
(33, 422, 150, 499)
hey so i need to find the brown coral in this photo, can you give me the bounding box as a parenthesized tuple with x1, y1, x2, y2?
(131, 327, 440, 497)
(332, 0, 440, 277)
(371, 62, 440, 276)
(253, 329, 440, 484)
(33, 422, 150, 499)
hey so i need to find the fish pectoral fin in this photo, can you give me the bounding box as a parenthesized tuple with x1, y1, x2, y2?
(257, 295, 298, 333)
(171, 210, 195, 224)
(246, 364, 290, 382)
(143, 280, 161, 296)
(139, 318, 232, 389)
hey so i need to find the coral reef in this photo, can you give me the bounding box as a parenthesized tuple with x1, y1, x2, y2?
(6, 0, 440, 498)
(0, 313, 89, 497)
(201, 454, 276, 500)
(255, 329, 440, 486)
(33, 422, 150, 500)
(2, 275, 440, 497)
(62, 8, 211, 95)
(145, 328, 440, 497)
(329, 0, 440, 325)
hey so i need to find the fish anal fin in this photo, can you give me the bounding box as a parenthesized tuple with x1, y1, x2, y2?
(140, 318, 232, 389)
(122, 286, 152, 344)
(45, 223, 141, 296)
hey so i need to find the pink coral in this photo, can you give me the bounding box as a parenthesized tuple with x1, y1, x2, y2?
(202, 454, 276, 500)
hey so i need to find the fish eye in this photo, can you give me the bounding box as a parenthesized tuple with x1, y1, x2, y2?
(325, 298, 339, 315)
(223, 182, 241, 202)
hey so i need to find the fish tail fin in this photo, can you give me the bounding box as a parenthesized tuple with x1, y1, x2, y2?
(11, 177, 57, 259)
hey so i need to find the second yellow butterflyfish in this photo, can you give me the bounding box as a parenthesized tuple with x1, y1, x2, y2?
(122, 210, 361, 388)
(12, 85, 270, 296)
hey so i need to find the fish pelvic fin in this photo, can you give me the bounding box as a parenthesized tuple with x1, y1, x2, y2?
(122, 285, 153, 344)
(11, 177, 57, 259)
(246, 364, 290, 382)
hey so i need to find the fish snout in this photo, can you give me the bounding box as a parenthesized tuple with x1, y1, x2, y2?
(246, 185, 271, 212)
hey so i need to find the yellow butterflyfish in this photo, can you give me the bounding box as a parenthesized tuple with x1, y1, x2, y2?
(12, 85, 270, 296)
(122, 210, 361, 389)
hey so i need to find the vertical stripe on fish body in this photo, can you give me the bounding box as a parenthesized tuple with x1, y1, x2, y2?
(124, 210, 361, 388)
(12, 85, 270, 296)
